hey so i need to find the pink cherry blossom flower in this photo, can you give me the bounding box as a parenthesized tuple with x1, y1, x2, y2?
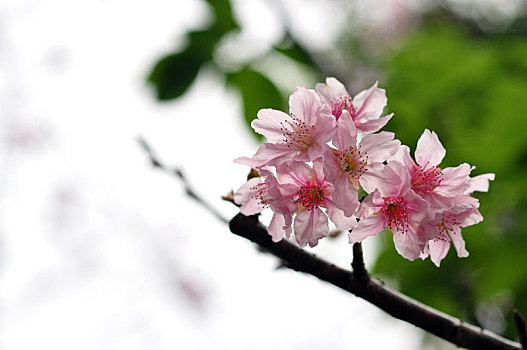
(323, 110, 400, 216)
(233, 167, 279, 216)
(233, 156, 297, 218)
(418, 172, 495, 266)
(349, 162, 434, 260)
(394, 129, 472, 209)
(250, 87, 337, 168)
(315, 77, 393, 134)
(419, 196, 483, 267)
(269, 158, 355, 248)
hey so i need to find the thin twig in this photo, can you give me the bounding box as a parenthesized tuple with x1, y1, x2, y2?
(229, 213, 521, 350)
(514, 309, 527, 349)
(137, 136, 229, 224)
(351, 242, 369, 282)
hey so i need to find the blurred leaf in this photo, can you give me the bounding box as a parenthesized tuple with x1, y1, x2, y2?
(228, 67, 286, 141)
(148, 29, 223, 100)
(205, 0, 239, 34)
(148, 0, 240, 101)
(148, 48, 206, 101)
(274, 37, 316, 68)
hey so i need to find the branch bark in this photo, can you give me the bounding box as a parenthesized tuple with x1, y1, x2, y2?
(514, 309, 527, 349)
(138, 136, 229, 224)
(230, 213, 521, 350)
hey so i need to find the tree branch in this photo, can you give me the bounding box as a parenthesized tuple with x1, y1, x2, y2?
(229, 213, 521, 350)
(138, 136, 229, 224)
(514, 309, 527, 349)
(351, 242, 369, 282)
(138, 136, 519, 349)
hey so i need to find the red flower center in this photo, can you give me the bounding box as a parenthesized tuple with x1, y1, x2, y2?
(294, 183, 328, 209)
(411, 164, 443, 195)
(331, 96, 356, 120)
(382, 197, 409, 233)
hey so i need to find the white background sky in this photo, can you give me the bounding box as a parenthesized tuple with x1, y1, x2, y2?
(0, 0, 460, 349)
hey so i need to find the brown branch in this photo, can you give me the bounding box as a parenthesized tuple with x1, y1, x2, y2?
(351, 242, 369, 282)
(514, 309, 527, 349)
(138, 136, 519, 349)
(229, 213, 521, 350)
(138, 137, 229, 224)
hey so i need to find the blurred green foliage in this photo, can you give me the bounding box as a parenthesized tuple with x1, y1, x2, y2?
(147, 0, 321, 140)
(226, 67, 284, 140)
(147, 0, 527, 343)
(148, 0, 239, 100)
(377, 23, 527, 338)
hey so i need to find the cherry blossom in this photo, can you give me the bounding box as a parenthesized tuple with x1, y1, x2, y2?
(269, 159, 355, 248)
(394, 129, 472, 210)
(323, 110, 400, 216)
(419, 197, 482, 266)
(349, 162, 434, 260)
(419, 172, 495, 266)
(233, 167, 279, 216)
(233, 78, 493, 265)
(250, 87, 337, 168)
(315, 77, 393, 134)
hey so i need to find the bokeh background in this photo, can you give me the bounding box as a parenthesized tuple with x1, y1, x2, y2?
(2, 0, 527, 349)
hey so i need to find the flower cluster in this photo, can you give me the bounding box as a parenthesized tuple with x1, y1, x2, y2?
(234, 78, 494, 266)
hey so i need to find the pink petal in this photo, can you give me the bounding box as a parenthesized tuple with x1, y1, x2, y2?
(284, 214, 293, 239)
(393, 230, 423, 261)
(392, 145, 416, 172)
(359, 162, 387, 194)
(312, 157, 326, 182)
(333, 174, 359, 217)
(334, 110, 357, 151)
(268, 212, 287, 242)
(428, 233, 451, 267)
(315, 77, 349, 105)
(277, 161, 313, 185)
(353, 82, 388, 123)
(420, 192, 457, 211)
(359, 131, 400, 163)
(269, 184, 298, 214)
(325, 202, 356, 230)
(233, 156, 254, 167)
(355, 189, 384, 218)
(404, 191, 433, 233)
(455, 204, 483, 228)
(251, 109, 291, 143)
(436, 163, 472, 196)
(415, 129, 446, 168)
(294, 208, 329, 247)
(467, 173, 495, 193)
(312, 106, 337, 145)
(234, 177, 266, 216)
(252, 143, 299, 168)
(289, 86, 323, 125)
(369, 161, 410, 198)
(305, 144, 325, 162)
(322, 146, 340, 182)
(348, 215, 385, 243)
(356, 114, 393, 134)
(448, 227, 469, 258)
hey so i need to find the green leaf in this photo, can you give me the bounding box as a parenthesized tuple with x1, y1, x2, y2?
(228, 67, 286, 141)
(147, 0, 240, 102)
(147, 49, 205, 101)
(147, 29, 221, 101)
(275, 38, 314, 66)
(205, 0, 239, 34)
